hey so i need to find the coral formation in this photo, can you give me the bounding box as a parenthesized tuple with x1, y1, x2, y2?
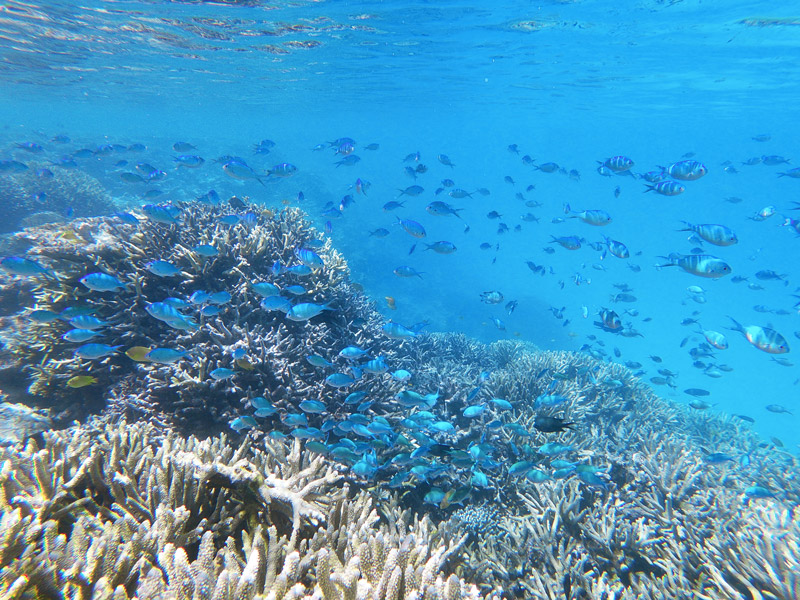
(0, 419, 483, 600)
(0, 164, 115, 233)
(0, 204, 388, 429)
(0, 204, 798, 599)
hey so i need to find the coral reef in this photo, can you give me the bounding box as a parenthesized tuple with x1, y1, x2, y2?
(0, 204, 798, 599)
(0, 419, 483, 600)
(0, 164, 115, 233)
(0, 204, 395, 429)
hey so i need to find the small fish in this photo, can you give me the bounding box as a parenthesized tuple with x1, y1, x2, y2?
(325, 373, 355, 388)
(193, 244, 218, 257)
(74, 343, 122, 359)
(394, 266, 424, 278)
(437, 154, 455, 167)
(765, 404, 792, 414)
(28, 309, 60, 324)
(533, 416, 576, 433)
(602, 156, 634, 172)
(679, 222, 738, 246)
(684, 388, 710, 397)
(395, 217, 426, 238)
(644, 181, 685, 196)
(125, 346, 153, 362)
(549, 236, 582, 250)
(62, 329, 102, 343)
(728, 317, 789, 354)
(80, 272, 126, 292)
(146, 260, 183, 277)
(145, 348, 188, 364)
(306, 355, 333, 367)
(662, 160, 707, 181)
(286, 302, 332, 321)
(230, 416, 258, 432)
(66, 375, 98, 388)
(209, 368, 235, 380)
(424, 241, 457, 254)
(657, 254, 731, 278)
(382, 321, 417, 340)
(538, 442, 573, 455)
(1, 256, 51, 277)
(299, 400, 327, 414)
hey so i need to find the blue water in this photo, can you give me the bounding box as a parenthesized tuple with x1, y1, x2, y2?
(1, 0, 798, 450)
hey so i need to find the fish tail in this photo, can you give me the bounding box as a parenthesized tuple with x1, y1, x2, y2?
(654, 255, 677, 268)
(727, 316, 744, 333)
(677, 220, 693, 231)
(643, 184, 655, 193)
(563, 203, 571, 214)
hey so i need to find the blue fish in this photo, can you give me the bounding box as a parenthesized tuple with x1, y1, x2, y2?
(283, 413, 308, 427)
(299, 400, 327, 414)
(363, 357, 388, 374)
(75, 343, 122, 359)
(326, 373, 355, 388)
(292, 427, 324, 440)
(80, 273, 126, 292)
(146, 302, 185, 324)
(306, 355, 333, 368)
(381, 322, 417, 340)
(146, 348, 188, 364)
(62, 329, 102, 343)
(1, 257, 51, 277)
(173, 155, 205, 168)
(339, 346, 369, 360)
(69, 315, 109, 330)
(252, 282, 281, 297)
(141, 204, 180, 225)
(193, 244, 218, 257)
(285, 264, 313, 277)
(260, 296, 292, 312)
(208, 291, 232, 305)
(286, 302, 332, 322)
(189, 291, 212, 305)
(295, 248, 324, 270)
(210, 368, 235, 380)
(28, 309, 60, 323)
(146, 260, 182, 277)
(230, 416, 258, 432)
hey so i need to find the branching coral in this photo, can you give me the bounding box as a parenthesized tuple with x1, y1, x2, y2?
(0, 418, 485, 600)
(1, 207, 798, 600)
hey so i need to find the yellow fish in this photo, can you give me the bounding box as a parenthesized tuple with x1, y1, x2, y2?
(59, 229, 83, 244)
(125, 346, 153, 362)
(67, 375, 97, 388)
(235, 357, 255, 371)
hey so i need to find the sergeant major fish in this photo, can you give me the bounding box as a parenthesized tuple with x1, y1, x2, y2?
(728, 317, 789, 354)
(657, 253, 731, 278)
(679, 222, 738, 246)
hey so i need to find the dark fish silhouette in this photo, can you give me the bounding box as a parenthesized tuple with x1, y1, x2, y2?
(533, 415, 576, 433)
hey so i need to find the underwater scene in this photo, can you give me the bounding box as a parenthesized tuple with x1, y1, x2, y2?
(0, 0, 798, 598)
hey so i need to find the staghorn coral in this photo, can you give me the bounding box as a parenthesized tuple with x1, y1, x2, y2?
(1, 206, 799, 599)
(0, 418, 485, 600)
(0, 163, 115, 233)
(0, 204, 402, 430)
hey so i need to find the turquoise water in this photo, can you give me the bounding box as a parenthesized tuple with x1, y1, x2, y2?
(1, 0, 798, 450)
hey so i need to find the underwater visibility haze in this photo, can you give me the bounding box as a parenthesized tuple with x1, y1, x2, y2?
(0, 1, 799, 598)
